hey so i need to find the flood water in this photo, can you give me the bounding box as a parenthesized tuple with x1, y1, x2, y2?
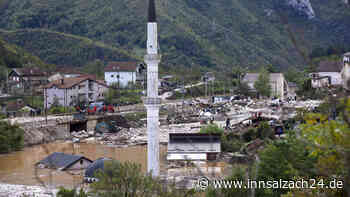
(0, 142, 167, 188)
(0, 142, 229, 188)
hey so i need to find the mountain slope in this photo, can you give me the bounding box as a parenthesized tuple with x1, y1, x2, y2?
(0, 0, 349, 69)
(0, 29, 138, 66)
(0, 36, 47, 69)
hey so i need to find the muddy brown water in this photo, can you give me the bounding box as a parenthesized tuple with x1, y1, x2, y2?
(0, 142, 229, 188)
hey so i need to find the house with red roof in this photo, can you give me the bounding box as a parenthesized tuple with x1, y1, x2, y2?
(43, 76, 108, 109)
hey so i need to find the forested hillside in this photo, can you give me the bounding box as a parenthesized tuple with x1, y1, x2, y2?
(0, 0, 349, 70)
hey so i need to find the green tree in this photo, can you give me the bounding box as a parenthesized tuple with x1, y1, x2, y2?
(91, 160, 196, 197)
(57, 188, 88, 197)
(0, 121, 24, 153)
(254, 67, 271, 97)
(231, 66, 247, 87)
(83, 59, 104, 79)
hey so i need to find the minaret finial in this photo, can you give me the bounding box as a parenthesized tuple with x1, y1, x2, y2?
(148, 0, 156, 22)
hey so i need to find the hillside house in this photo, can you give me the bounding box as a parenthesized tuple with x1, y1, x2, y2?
(201, 72, 215, 82)
(8, 67, 48, 93)
(167, 133, 221, 161)
(44, 76, 108, 109)
(310, 60, 342, 88)
(341, 52, 350, 90)
(36, 152, 92, 171)
(104, 62, 146, 87)
(242, 73, 288, 99)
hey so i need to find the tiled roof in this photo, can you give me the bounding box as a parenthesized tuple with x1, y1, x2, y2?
(37, 152, 92, 170)
(104, 62, 139, 72)
(13, 67, 47, 76)
(54, 67, 84, 75)
(316, 60, 342, 72)
(44, 76, 107, 89)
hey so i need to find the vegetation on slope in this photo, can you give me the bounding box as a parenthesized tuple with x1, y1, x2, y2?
(0, 29, 139, 67)
(0, 0, 349, 69)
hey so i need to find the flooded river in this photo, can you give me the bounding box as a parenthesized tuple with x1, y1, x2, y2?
(0, 142, 229, 188)
(0, 142, 167, 188)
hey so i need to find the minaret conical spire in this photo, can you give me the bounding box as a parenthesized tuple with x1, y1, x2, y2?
(148, 0, 156, 22)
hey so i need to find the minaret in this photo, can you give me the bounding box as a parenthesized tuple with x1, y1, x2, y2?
(144, 0, 161, 177)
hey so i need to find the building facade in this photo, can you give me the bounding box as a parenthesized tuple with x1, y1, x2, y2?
(341, 52, 350, 90)
(167, 133, 221, 161)
(44, 76, 108, 109)
(243, 73, 288, 99)
(8, 67, 48, 93)
(310, 60, 343, 88)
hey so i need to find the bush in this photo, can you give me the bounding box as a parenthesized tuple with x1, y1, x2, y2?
(57, 187, 88, 197)
(257, 121, 274, 139)
(200, 124, 243, 152)
(242, 128, 257, 142)
(91, 160, 196, 197)
(0, 121, 24, 153)
(48, 106, 76, 114)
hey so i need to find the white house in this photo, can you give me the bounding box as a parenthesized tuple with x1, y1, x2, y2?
(341, 52, 350, 90)
(104, 62, 145, 87)
(310, 60, 343, 88)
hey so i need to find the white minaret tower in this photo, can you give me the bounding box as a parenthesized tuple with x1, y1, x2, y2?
(144, 0, 161, 177)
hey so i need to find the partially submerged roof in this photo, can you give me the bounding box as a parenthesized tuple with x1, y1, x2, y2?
(104, 62, 139, 72)
(37, 152, 92, 171)
(85, 158, 112, 178)
(44, 76, 107, 89)
(315, 60, 342, 72)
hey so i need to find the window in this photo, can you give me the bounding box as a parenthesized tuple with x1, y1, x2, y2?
(111, 75, 114, 78)
(80, 160, 83, 165)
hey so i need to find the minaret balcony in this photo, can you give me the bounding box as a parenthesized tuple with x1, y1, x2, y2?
(144, 97, 161, 105)
(144, 54, 161, 62)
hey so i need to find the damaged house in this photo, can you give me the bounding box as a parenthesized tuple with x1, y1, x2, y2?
(167, 133, 221, 161)
(310, 60, 342, 88)
(242, 73, 288, 99)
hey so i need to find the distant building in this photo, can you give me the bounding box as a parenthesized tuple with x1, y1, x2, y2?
(43, 76, 108, 109)
(201, 72, 215, 82)
(287, 82, 298, 98)
(167, 133, 221, 161)
(48, 67, 84, 82)
(104, 62, 146, 87)
(8, 67, 48, 93)
(341, 52, 350, 90)
(310, 60, 342, 88)
(36, 152, 92, 171)
(242, 73, 288, 99)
